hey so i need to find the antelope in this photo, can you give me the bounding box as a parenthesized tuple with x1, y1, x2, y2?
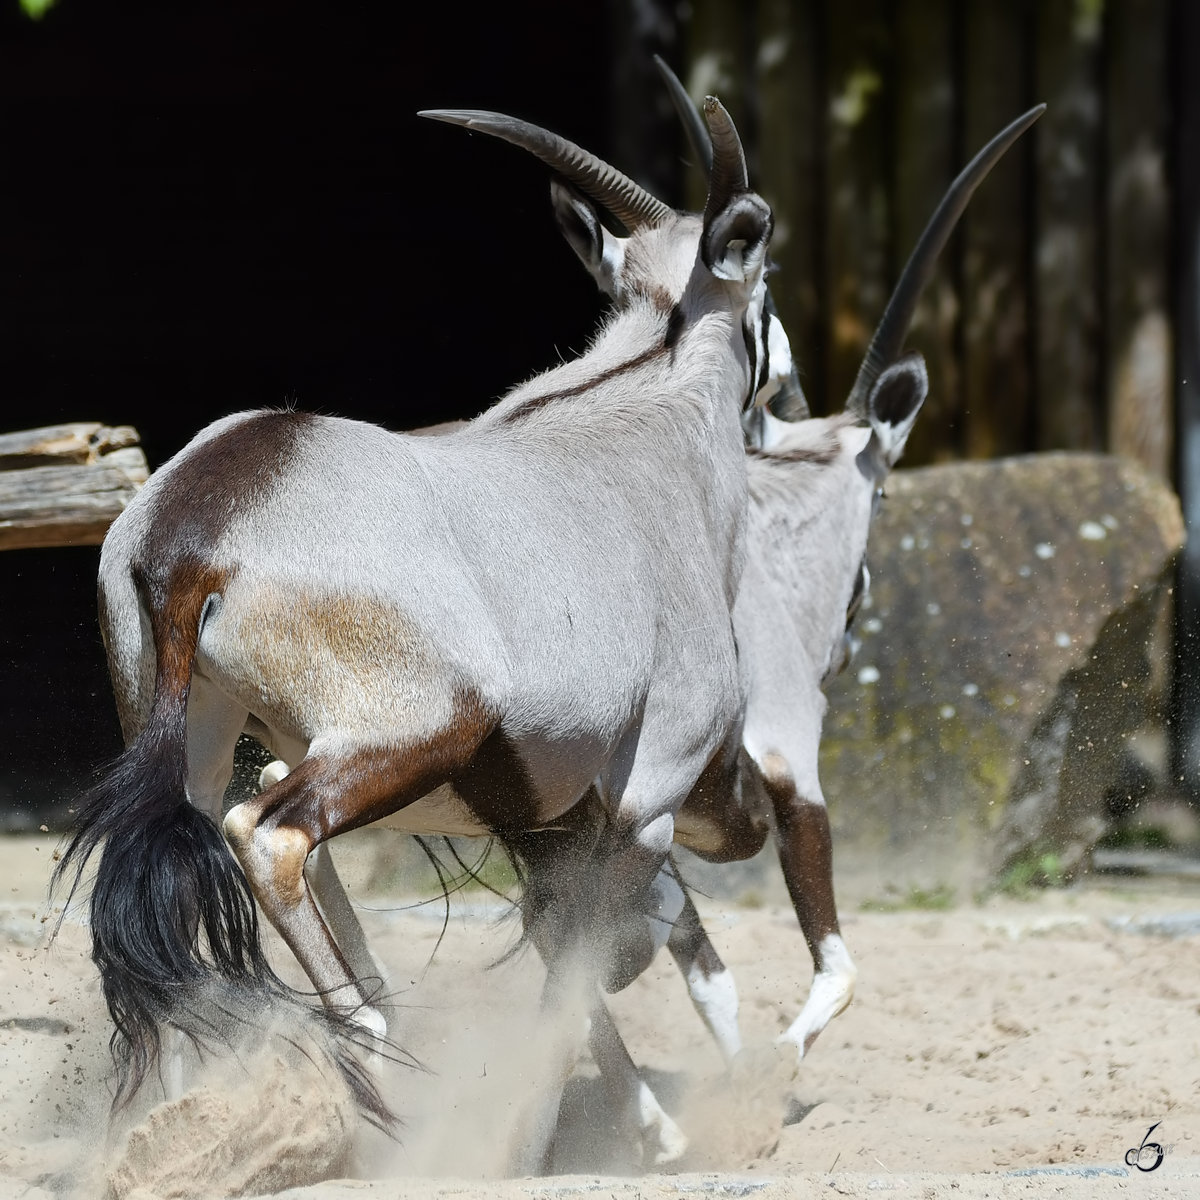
(660, 80, 1046, 1064)
(262, 92, 1045, 1167)
(51, 96, 781, 1157)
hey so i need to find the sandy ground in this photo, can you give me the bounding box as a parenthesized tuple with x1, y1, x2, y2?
(2, 829, 1199, 1199)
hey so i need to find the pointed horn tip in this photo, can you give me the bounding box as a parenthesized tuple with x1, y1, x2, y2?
(417, 109, 487, 128)
(1012, 102, 1048, 133)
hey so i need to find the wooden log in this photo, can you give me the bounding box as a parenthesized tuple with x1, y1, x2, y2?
(0, 423, 148, 550)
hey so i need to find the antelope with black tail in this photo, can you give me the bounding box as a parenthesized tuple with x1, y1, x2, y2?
(51, 95, 781, 1158)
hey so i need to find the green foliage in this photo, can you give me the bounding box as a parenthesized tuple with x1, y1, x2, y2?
(860, 882, 956, 913)
(995, 850, 1069, 897)
(20, 0, 58, 21)
(1096, 822, 1174, 851)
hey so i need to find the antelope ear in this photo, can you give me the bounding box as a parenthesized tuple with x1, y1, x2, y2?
(866, 353, 928, 469)
(701, 193, 773, 285)
(550, 179, 625, 299)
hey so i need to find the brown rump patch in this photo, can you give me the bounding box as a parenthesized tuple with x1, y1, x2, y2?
(141, 409, 314, 561)
(224, 586, 462, 744)
(132, 557, 232, 730)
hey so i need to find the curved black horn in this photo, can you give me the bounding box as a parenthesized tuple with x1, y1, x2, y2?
(419, 108, 673, 232)
(846, 103, 1046, 415)
(701, 97, 750, 230)
(654, 54, 713, 174)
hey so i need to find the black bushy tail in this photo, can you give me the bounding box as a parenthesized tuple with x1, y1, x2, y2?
(51, 632, 396, 1127)
(52, 706, 286, 1108)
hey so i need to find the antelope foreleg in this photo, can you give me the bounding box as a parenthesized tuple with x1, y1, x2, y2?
(760, 754, 857, 1059)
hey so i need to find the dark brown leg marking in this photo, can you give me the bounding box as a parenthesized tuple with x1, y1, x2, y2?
(676, 746, 772, 864)
(224, 691, 499, 1008)
(760, 755, 841, 963)
(666, 888, 727, 982)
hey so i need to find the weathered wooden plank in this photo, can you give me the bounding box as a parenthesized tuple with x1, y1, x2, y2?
(0, 460, 146, 550)
(755, 0, 823, 411)
(824, 0, 892, 416)
(0, 423, 147, 549)
(0, 422, 141, 470)
(1105, 0, 1172, 480)
(1033, 0, 1103, 452)
(961, 1, 1036, 460)
(892, 0, 958, 463)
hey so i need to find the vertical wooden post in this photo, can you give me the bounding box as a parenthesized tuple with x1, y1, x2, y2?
(756, 0, 824, 403)
(681, 0, 752, 214)
(824, 0, 892, 415)
(961, 0, 1036, 460)
(1170, 0, 1200, 801)
(1104, 0, 1172, 481)
(892, 0, 958, 463)
(1032, 0, 1104, 452)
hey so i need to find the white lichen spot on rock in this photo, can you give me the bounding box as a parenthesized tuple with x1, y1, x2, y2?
(961, 537, 973, 549)
(900, 534, 916, 551)
(960, 513, 974, 527)
(1003, 694, 1017, 707)
(1054, 632, 1072, 648)
(1035, 542, 1056, 560)
(1079, 520, 1107, 541)
(940, 705, 956, 720)
(864, 617, 883, 634)
(1018, 564, 1032, 578)
(962, 683, 979, 697)
(858, 665, 881, 685)
(1101, 513, 1119, 530)
(926, 602, 941, 617)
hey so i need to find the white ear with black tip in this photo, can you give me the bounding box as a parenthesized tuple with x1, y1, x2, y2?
(866, 352, 928, 470)
(700, 193, 773, 286)
(550, 179, 625, 300)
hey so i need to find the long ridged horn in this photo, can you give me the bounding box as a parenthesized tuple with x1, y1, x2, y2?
(654, 53, 713, 174)
(701, 97, 750, 229)
(418, 108, 672, 232)
(846, 103, 1046, 415)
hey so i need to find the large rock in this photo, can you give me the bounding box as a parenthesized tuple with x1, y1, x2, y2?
(819, 452, 1185, 893)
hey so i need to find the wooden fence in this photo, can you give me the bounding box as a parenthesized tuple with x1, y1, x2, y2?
(612, 0, 1175, 476)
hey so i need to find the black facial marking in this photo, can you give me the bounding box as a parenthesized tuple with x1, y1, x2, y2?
(846, 559, 868, 630)
(664, 303, 685, 352)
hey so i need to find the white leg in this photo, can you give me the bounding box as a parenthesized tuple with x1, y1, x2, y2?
(777, 932, 857, 1058)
